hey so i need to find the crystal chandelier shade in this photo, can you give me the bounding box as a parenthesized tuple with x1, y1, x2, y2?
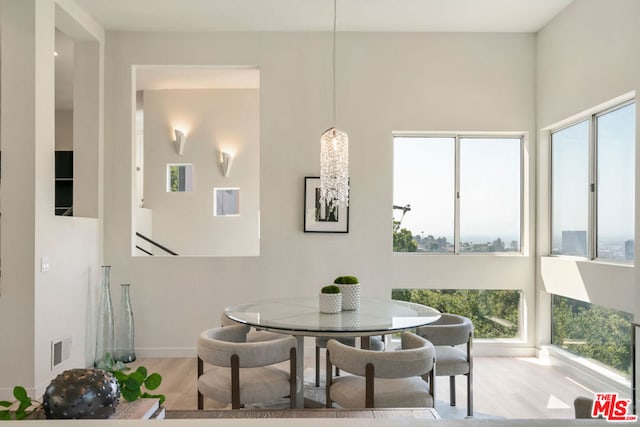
(320, 127, 349, 210)
(320, 0, 349, 211)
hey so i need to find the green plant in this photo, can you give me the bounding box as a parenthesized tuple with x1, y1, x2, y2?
(111, 366, 164, 404)
(96, 353, 165, 404)
(0, 386, 40, 420)
(334, 276, 359, 285)
(321, 285, 340, 294)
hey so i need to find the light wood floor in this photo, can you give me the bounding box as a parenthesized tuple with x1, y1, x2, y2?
(128, 352, 609, 419)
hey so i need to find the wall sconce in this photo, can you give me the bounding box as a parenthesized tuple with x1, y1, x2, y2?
(220, 152, 233, 177)
(174, 129, 186, 155)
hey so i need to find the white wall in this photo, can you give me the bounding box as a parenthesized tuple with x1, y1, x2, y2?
(104, 31, 536, 356)
(0, 0, 104, 399)
(536, 0, 639, 316)
(141, 88, 260, 256)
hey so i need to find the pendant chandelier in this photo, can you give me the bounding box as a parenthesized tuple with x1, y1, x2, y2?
(320, 0, 349, 212)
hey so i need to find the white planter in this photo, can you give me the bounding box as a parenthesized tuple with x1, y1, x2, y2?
(338, 284, 361, 311)
(319, 293, 342, 314)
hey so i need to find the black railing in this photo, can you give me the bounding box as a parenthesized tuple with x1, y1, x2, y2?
(135, 232, 178, 256)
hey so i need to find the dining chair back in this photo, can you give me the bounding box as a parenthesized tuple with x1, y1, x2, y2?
(197, 324, 297, 409)
(314, 335, 384, 387)
(325, 331, 435, 408)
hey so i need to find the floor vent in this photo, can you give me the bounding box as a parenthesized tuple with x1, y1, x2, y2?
(51, 336, 71, 369)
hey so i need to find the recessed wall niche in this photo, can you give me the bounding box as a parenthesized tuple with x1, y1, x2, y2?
(167, 164, 193, 192)
(133, 66, 260, 257)
(214, 188, 240, 216)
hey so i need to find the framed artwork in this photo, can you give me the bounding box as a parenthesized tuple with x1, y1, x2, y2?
(304, 176, 349, 233)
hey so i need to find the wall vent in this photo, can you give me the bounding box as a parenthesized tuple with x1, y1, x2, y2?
(51, 336, 71, 369)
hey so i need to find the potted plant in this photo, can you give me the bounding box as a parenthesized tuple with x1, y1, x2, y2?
(319, 285, 342, 314)
(334, 276, 361, 311)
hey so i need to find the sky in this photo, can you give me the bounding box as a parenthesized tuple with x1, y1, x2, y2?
(551, 102, 635, 247)
(393, 136, 521, 244)
(393, 101, 635, 247)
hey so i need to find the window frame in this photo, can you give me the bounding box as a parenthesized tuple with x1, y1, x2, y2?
(393, 132, 525, 255)
(549, 99, 635, 263)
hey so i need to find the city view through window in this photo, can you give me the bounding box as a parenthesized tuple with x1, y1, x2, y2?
(393, 135, 521, 253)
(551, 102, 635, 261)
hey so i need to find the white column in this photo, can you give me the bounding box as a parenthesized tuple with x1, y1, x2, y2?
(0, 0, 56, 396)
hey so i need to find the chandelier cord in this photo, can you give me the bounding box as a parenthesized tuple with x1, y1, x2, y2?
(332, 0, 337, 127)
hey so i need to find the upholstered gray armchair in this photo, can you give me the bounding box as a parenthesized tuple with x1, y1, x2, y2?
(325, 331, 435, 408)
(416, 313, 474, 416)
(197, 324, 297, 409)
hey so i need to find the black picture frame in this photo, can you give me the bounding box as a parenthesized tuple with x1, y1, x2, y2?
(303, 177, 349, 233)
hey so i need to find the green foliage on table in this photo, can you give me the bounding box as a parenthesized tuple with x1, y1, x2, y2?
(111, 366, 164, 404)
(96, 353, 165, 404)
(333, 276, 359, 285)
(0, 386, 40, 420)
(321, 285, 340, 294)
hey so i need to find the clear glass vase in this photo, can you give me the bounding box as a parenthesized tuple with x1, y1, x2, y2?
(95, 265, 114, 366)
(115, 283, 136, 362)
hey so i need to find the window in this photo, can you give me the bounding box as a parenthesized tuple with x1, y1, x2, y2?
(167, 164, 193, 192)
(551, 101, 635, 261)
(393, 135, 523, 253)
(551, 294, 632, 378)
(392, 289, 522, 339)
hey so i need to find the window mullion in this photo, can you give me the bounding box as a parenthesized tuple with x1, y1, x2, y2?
(589, 115, 597, 260)
(454, 135, 461, 254)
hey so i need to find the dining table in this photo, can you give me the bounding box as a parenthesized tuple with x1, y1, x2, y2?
(224, 297, 441, 408)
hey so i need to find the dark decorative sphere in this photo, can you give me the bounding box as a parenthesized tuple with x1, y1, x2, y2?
(42, 368, 121, 419)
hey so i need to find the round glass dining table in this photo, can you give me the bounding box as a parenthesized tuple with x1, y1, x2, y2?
(224, 297, 441, 408)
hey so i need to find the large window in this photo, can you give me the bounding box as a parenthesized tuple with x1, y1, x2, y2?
(551, 101, 635, 261)
(393, 135, 522, 253)
(551, 294, 632, 378)
(392, 289, 521, 339)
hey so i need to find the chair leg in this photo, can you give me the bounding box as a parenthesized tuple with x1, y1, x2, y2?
(335, 366, 340, 377)
(325, 349, 333, 408)
(467, 372, 473, 417)
(315, 346, 320, 387)
(450, 376, 456, 406)
(197, 357, 204, 410)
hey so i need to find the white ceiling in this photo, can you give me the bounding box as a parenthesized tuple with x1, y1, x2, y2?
(73, 0, 574, 33)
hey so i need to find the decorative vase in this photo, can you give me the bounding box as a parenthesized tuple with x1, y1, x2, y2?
(95, 266, 114, 366)
(115, 283, 136, 363)
(338, 283, 361, 311)
(319, 293, 342, 314)
(43, 368, 120, 419)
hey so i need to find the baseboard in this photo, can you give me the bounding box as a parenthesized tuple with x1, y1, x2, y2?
(135, 347, 197, 358)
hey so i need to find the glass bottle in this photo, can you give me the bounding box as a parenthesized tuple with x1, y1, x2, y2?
(95, 265, 114, 366)
(115, 283, 136, 362)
